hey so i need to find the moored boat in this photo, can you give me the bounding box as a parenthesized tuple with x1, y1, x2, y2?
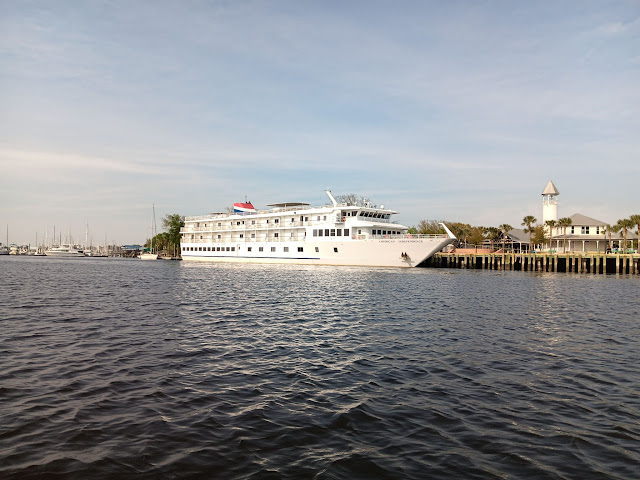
(180, 190, 455, 268)
(45, 244, 85, 256)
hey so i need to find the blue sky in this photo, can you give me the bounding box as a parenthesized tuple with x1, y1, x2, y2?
(1, 0, 638, 245)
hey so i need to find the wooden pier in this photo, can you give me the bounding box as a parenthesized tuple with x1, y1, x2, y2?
(424, 252, 640, 275)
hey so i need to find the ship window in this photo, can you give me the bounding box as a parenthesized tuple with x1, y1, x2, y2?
(291, 218, 295, 222)
(317, 216, 320, 221)
(251, 233, 255, 238)
(248, 247, 252, 252)
(323, 216, 327, 220)
(239, 234, 244, 238)
(274, 233, 279, 238)
(344, 229, 349, 236)
(337, 229, 342, 236)
(237, 221, 241, 225)
(315, 247, 319, 252)
(318, 230, 323, 237)
(259, 247, 264, 252)
(275, 219, 279, 223)
(217, 235, 221, 239)
(305, 217, 308, 221)
(226, 247, 230, 251)
(182, 247, 185, 251)
(218, 222, 221, 226)
(330, 229, 335, 236)
(325, 229, 329, 236)
(284, 247, 289, 252)
(358, 230, 362, 234)
(252, 220, 255, 225)
(231, 247, 235, 251)
(207, 247, 211, 251)
(198, 247, 202, 251)
(271, 247, 276, 252)
(266, 219, 269, 223)
(334, 248, 338, 253)
(217, 247, 221, 251)
(313, 229, 318, 236)
(298, 247, 303, 252)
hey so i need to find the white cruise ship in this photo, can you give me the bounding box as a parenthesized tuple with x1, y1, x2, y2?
(180, 191, 455, 268)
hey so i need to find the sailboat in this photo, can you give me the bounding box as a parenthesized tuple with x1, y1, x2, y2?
(140, 204, 160, 260)
(1, 226, 11, 255)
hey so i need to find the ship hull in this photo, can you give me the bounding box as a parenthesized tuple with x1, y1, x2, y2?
(181, 236, 453, 268)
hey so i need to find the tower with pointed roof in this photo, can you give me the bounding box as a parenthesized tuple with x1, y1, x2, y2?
(542, 180, 559, 226)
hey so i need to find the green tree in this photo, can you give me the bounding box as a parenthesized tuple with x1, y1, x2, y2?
(630, 214, 640, 251)
(485, 227, 501, 251)
(544, 219, 557, 250)
(531, 224, 547, 248)
(522, 215, 537, 252)
(499, 224, 513, 252)
(162, 214, 185, 256)
(602, 224, 612, 252)
(613, 218, 634, 253)
(557, 217, 572, 252)
(468, 226, 485, 247)
(416, 219, 445, 234)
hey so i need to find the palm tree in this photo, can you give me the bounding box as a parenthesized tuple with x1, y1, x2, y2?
(486, 227, 501, 251)
(499, 224, 513, 252)
(602, 224, 612, 253)
(522, 215, 537, 252)
(630, 214, 640, 252)
(544, 219, 557, 250)
(557, 217, 572, 253)
(613, 218, 634, 253)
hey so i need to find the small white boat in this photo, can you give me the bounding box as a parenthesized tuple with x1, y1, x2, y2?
(45, 244, 85, 256)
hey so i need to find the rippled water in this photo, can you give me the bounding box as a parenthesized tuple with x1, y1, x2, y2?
(1, 256, 639, 479)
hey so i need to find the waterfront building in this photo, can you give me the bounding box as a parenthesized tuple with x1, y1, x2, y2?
(542, 181, 637, 253)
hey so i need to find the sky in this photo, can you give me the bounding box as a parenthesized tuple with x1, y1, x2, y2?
(1, 0, 639, 245)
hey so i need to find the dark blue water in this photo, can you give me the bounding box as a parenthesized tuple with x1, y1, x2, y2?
(1, 256, 639, 479)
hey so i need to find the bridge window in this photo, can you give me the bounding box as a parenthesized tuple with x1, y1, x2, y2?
(330, 229, 336, 236)
(324, 229, 329, 236)
(337, 229, 342, 236)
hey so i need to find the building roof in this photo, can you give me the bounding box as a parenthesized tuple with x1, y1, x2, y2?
(541, 180, 559, 196)
(569, 213, 608, 227)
